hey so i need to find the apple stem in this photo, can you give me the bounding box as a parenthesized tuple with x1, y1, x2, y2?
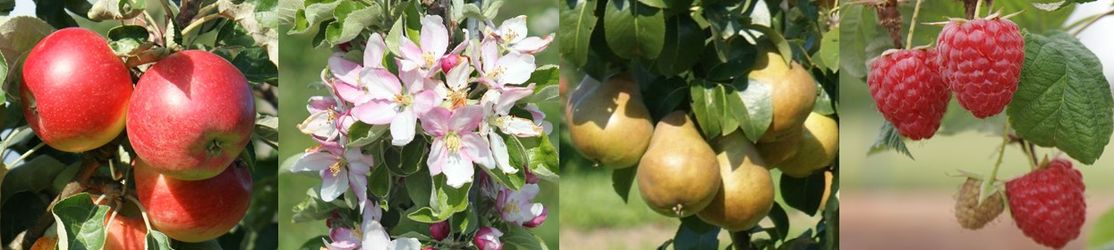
(10, 142, 45, 166)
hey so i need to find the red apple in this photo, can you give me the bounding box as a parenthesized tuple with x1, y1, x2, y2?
(103, 214, 146, 250)
(127, 50, 255, 180)
(21, 27, 132, 152)
(133, 159, 252, 242)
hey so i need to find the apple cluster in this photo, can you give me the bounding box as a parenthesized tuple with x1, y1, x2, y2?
(20, 27, 256, 243)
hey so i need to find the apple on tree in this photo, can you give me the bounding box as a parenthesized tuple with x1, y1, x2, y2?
(127, 50, 256, 180)
(133, 159, 253, 243)
(21, 27, 133, 152)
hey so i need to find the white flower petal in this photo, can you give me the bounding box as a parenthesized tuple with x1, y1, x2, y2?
(390, 110, 417, 146)
(499, 116, 544, 137)
(443, 153, 475, 188)
(319, 169, 349, 202)
(497, 53, 535, 85)
(497, 15, 528, 44)
(421, 15, 449, 58)
(298, 111, 339, 139)
(364, 33, 387, 68)
(351, 100, 399, 125)
(363, 68, 403, 100)
(427, 139, 447, 176)
(290, 152, 337, 172)
(511, 35, 554, 54)
(488, 131, 516, 173)
(328, 53, 360, 77)
(462, 133, 496, 170)
(389, 238, 421, 250)
(361, 220, 392, 250)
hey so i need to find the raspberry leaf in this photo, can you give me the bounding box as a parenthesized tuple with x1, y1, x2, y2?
(868, 121, 914, 160)
(1007, 31, 1113, 164)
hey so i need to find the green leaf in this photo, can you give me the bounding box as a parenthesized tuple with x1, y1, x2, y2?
(297, 236, 328, 250)
(0, 0, 12, 15)
(404, 169, 432, 208)
(33, 0, 78, 28)
(558, 0, 598, 67)
(0, 16, 54, 66)
(611, 166, 637, 203)
(655, 15, 704, 76)
(604, 0, 665, 59)
(254, 115, 278, 148)
(290, 188, 342, 223)
(818, 27, 839, 73)
(779, 171, 826, 216)
(735, 79, 773, 142)
(325, 1, 380, 45)
(767, 203, 790, 241)
(527, 64, 561, 87)
(87, 0, 145, 20)
(385, 18, 405, 56)
(387, 139, 427, 176)
(290, 0, 341, 35)
(748, 25, 792, 66)
(1089, 206, 1114, 249)
(1007, 32, 1113, 164)
(347, 123, 389, 147)
(106, 25, 149, 55)
(1, 155, 67, 204)
(672, 216, 719, 250)
(407, 176, 471, 223)
(690, 81, 722, 138)
(369, 158, 391, 197)
(868, 121, 913, 160)
(502, 226, 548, 250)
(144, 229, 173, 250)
(716, 84, 737, 136)
(231, 47, 279, 83)
(52, 193, 110, 250)
(526, 135, 559, 179)
(482, 0, 504, 20)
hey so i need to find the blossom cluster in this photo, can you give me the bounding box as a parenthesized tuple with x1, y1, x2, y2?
(292, 14, 553, 250)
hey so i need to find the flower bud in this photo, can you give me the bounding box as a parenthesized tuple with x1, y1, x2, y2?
(429, 221, 450, 241)
(473, 227, 504, 250)
(440, 54, 462, 73)
(524, 206, 548, 228)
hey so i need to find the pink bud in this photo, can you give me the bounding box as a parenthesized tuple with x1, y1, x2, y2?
(473, 227, 504, 250)
(440, 54, 461, 73)
(524, 206, 548, 228)
(422, 247, 437, 250)
(430, 221, 450, 241)
(338, 42, 352, 52)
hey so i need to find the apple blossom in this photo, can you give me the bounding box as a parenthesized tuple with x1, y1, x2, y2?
(474, 39, 535, 89)
(398, 15, 449, 74)
(363, 202, 421, 250)
(473, 227, 504, 250)
(291, 145, 373, 210)
(487, 15, 554, 54)
(350, 68, 438, 146)
(326, 227, 360, 250)
(496, 184, 546, 228)
(421, 105, 494, 188)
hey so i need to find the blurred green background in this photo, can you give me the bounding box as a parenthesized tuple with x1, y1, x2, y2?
(840, 1, 1114, 249)
(277, 1, 560, 249)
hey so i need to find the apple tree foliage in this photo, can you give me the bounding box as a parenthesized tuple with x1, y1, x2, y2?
(559, 0, 838, 249)
(0, 0, 280, 249)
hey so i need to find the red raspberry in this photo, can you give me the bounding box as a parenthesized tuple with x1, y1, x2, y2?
(1006, 158, 1086, 249)
(867, 48, 950, 140)
(936, 17, 1024, 118)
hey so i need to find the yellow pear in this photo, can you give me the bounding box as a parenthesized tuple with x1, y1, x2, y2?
(636, 111, 721, 217)
(750, 47, 817, 142)
(777, 113, 838, 178)
(565, 73, 654, 168)
(756, 126, 803, 167)
(698, 132, 775, 232)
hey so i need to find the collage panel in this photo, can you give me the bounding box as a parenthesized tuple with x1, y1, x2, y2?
(557, 0, 838, 249)
(842, 0, 1114, 249)
(0, 1, 280, 249)
(278, 0, 560, 249)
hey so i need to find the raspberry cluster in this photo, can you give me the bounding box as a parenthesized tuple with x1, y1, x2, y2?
(868, 16, 1024, 139)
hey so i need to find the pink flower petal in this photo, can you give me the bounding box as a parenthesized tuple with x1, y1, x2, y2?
(352, 100, 399, 125)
